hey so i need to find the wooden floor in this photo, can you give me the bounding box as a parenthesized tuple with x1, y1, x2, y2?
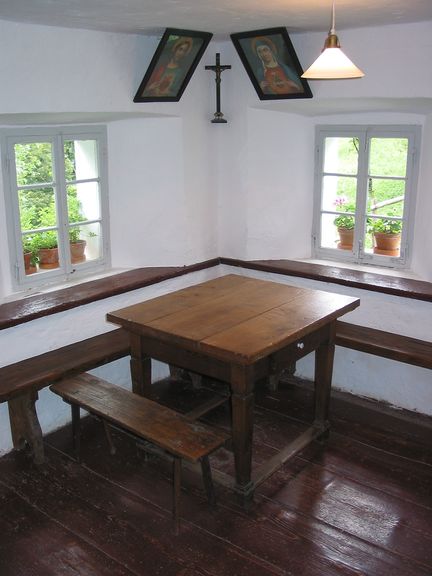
(1, 376, 431, 576)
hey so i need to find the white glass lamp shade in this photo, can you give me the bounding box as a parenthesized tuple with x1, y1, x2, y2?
(301, 24, 364, 80)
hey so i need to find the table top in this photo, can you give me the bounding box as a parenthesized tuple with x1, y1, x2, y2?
(107, 275, 359, 365)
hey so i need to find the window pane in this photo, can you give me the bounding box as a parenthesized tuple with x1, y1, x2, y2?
(67, 182, 100, 222)
(364, 221, 402, 257)
(320, 213, 355, 250)
(369, 138, 408, 177)
(367, 178, 405, 217)
(19, 187, 56, 231)
(65, 139, 99, 181)
(14, 142, 53, 186)
(323, 137, 359, 175)
(322, 175, 357, 211)
(34, 231, 60, 270)
(69, 222, 101, 265)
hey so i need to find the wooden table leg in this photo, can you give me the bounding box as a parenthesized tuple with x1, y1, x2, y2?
(313, 322, 336, 433)
(230, 365, 255, 506)
(129, 333, 153, 397)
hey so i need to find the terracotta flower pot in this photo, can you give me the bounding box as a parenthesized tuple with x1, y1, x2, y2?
(373, 232, 401, 256)
(337, 227, 354, 250)
(38, 247, 59, 269)
(23, 252, 37, 275)
(70, 240, 87, 264)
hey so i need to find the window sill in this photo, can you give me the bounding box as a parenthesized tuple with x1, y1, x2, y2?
(1, 257, 431, 332)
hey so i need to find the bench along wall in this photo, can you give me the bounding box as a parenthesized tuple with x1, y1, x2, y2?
(1, 264, 431, 458)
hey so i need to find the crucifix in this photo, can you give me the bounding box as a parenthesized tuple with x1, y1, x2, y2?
(205, 53, 231, 123)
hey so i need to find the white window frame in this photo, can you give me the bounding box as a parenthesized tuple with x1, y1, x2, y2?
(2, 125, 111, 291)
(312, 125, 421, 269)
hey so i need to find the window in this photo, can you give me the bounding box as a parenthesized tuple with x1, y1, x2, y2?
(2, 126, 110, 290)
(312, 125, 421, 268)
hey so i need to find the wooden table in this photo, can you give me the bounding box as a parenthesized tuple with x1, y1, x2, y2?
(107, 274, 359, 503)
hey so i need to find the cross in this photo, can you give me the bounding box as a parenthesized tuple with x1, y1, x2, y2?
(205, 53, 231, 123)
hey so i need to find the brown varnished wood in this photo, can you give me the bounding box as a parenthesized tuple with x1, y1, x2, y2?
(0, 328, 130, 401)
(2, 258, 430, 333)
(50, 373, 229, 463)
(0, 260, 219, 330)
(201, 288, 357, 364)
(108, 275, 359, 365)
(2, 376, 431, 576)
(107, 275, 360, 503)
(336, 320, 432, 369)
(221, 257, 432, 302)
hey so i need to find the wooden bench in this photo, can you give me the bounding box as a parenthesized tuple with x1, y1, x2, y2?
(335, 321, 432, 370)
(50, 373, 229, 533)
(0, 329, 130, 464)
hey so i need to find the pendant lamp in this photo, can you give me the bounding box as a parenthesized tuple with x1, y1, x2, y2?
(301, 1, 364, 80)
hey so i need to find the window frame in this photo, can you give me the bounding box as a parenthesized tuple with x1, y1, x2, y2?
(312, 124, 421, 269)
(1, 125, 111, 291)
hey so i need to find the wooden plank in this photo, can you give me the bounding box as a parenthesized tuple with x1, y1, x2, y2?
(50, 373, 229, 462)
(43, 421, 432, 576)
(0, 485, 137, 576)
(336, 320, 432, 370)
(0, 328, 130, 401)
(106, 274, 255, 329)
(144, 280, 306, 343)
(201, 291, 358, 363)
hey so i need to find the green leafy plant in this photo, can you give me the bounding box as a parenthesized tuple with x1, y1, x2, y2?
(22, 236, 39, 266)
(69, 227, 82, 243)
(32, 231, 58, 250)
(333, 196, 355, 230)
(369, 218, 402, 235)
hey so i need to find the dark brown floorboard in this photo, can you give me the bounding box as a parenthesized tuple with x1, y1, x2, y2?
(1, 377, 431, 576)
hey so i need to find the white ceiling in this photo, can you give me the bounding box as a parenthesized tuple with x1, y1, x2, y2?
(1, 0, 432, 38)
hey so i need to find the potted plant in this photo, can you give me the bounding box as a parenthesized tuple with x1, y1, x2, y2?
(33, 231, 59, 269)
(334, 197, 355, 250)
(69, 227, 87, 264)
(22, 237, 38, 275)
(370, 218, 402, 256)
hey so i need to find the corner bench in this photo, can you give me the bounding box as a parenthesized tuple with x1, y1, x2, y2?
(50, 373, 229, 533)
(335, 321, 432, 370)
(0, 329, 130, 464)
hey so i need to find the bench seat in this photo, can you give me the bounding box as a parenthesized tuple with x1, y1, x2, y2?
(50, 373, 229, 532)
(335, 321, 432, 370)
(0, 329, 130, 463)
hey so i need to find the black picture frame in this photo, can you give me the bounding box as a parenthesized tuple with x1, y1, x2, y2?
(134, 28, 213, 102)
(230, 28, 312, 100)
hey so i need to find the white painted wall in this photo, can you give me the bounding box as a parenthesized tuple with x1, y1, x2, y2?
(0, 19, 219, 297)
(217, 22, 432, 280)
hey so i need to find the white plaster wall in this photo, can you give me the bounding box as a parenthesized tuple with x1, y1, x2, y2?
(293, 21, 432, 100)
(217, 21, 432, 279)
(412, 113, 432, 281)
(0, 19, 219, 298)
(245, 109, 314, 260)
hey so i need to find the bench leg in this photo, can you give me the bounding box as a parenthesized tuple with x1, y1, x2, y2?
(71, 404, 81, 462)
(102, 420, 116, 455)
(201, 456, 216, 506)
(8, 392, 44, 465)
(173, 457, 182, 535)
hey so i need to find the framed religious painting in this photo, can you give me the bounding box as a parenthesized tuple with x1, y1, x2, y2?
(230, 27, 312, 100)
(134, 28, 213, 102)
